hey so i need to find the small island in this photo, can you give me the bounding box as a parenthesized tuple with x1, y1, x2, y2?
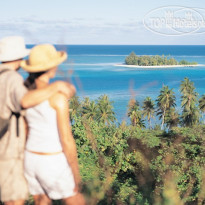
(115, 52, 198, 68)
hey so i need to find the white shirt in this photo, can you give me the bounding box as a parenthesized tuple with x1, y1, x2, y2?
(26, 100, 62, 153)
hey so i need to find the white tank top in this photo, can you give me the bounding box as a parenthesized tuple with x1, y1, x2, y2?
(26, 100, 63, 152)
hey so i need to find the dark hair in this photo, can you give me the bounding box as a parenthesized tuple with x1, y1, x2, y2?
(24, 72, 46, 90)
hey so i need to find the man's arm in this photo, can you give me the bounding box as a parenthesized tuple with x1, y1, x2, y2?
(21, 81, 76, 109)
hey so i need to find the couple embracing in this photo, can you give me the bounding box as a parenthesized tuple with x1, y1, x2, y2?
(0, 36, 85, 205)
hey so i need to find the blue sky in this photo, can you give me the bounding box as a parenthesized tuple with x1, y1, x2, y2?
(1, 0, 205, 44)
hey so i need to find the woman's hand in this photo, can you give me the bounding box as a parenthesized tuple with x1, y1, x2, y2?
(73, 175, 82, 193)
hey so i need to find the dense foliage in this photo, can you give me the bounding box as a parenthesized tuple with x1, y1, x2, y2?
(74, 122, 205, 205)
(22, 78, 205, 205)
(125, 52, 198, 66)
(68, 78, 205, 205)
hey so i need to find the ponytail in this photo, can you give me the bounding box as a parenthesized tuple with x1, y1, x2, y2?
(24, 72, 46, 90)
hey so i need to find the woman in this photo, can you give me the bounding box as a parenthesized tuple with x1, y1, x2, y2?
(21, 44, 85, 205)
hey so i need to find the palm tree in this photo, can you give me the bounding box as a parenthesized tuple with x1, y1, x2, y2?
(81, 97, 91, 107)
(69, 96, 81, 122)
(180, 77, 194, 93)
(82, 100, 98, 121)
(120, 120, 127, 131)
(180, 78, 200, 126)
(199, 95, 205, 124)
(181, 106, 200, 127)
(156, 85, 176, 129)
(96, 105, 116, 125)
(127, 99, 145, 128)
(165, 107, 179, 129)
(199, 94, 205, 113)
(180, 78, 198, 111)
(96, 95, 116, 125)
(142, 97, 155, 129)
(97, 95, 113, 109)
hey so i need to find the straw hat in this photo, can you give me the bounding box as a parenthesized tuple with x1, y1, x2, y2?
(0, 36, 30, 62)
(21, 44, 67, 72)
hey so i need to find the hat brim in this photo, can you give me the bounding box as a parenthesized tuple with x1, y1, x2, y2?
(21, 51, 67, 72)
(0, 49, 30, 62)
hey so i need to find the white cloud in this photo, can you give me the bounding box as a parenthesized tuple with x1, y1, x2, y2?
(0, 16, 204, 44)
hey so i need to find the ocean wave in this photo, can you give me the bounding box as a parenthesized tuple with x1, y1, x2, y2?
(112, 68, 129, 72)
(77, 90, 157, 100)
(68, 54, 205, 57)
(141, 55, 205, 57)
(172, 55, 205, 58)
(68, 55, 205, 60)
(135, 55, 205, 57)
(73, 63, 116, 66)
(191, 77, 205, 81)
(165, 77, 205, 88)
(69, 54, 127, 57)
(114, 64, 205, 70)
(63, 63, 119, 66)
(112, 68, 148, 72)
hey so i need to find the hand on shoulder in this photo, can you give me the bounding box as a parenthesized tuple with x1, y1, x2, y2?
(49, 92, 69, 110)
(53, 81, 76, 99)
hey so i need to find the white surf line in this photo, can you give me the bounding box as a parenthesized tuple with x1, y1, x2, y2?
(114, 64, 204, 68)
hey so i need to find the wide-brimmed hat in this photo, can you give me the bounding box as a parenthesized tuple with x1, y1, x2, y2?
(21, 44, 67, 73)
(0, 36, 30, 62)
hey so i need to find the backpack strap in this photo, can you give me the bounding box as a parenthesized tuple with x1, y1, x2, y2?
(11, 112, 21, 137)
(0, 69, 21, 137)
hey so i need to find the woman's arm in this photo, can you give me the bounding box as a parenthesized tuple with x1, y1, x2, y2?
(50, 93, 81, 192)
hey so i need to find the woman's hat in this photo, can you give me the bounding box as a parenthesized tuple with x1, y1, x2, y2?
(21, 44, 67, 72)
(0, 36, 30, 62)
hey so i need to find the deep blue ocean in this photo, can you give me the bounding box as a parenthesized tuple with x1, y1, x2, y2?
(23, 45, 205, 123)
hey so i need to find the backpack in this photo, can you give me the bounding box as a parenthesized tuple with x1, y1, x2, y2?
(0, 69, 20, 139)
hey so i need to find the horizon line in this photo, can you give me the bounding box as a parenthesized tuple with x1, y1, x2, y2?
(26, 44, 205, 46)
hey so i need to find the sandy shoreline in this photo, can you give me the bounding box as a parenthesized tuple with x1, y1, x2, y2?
(114, 64, 202, 68)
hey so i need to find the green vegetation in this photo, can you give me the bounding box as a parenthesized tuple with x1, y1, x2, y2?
(24, 78, 205, 205)
(125, 52, 198, 66)
(156, 86, 176, 130)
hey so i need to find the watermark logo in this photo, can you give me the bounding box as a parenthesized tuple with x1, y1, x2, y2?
(143, 6, 205, 36)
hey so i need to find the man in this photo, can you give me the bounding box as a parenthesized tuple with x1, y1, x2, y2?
(0, 36, 76, 205)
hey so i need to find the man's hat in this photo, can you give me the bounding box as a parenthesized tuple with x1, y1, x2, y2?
(0, 36, 30, 62)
